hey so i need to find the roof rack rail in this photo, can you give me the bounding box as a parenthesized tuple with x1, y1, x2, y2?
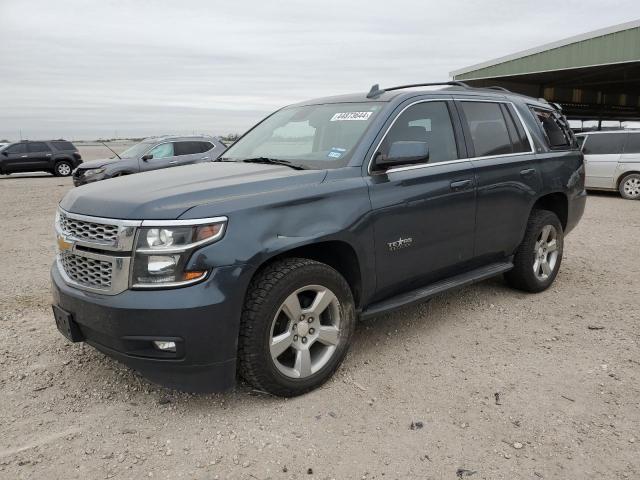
(366, 81, 471, 99)
(485, 86, 511, 92)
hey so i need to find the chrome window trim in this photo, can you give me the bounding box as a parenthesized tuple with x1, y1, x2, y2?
(368, 97, 536, 175)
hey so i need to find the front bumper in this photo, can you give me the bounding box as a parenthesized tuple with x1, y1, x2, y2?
(51, 262, 253, 392)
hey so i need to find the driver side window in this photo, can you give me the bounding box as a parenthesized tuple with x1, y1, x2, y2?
(148, 143, 174, 159)
(380, 101, 458, 164)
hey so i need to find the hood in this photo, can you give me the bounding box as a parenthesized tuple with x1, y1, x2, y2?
(76, 157, 123, 169)
(60, 162, 327, 220)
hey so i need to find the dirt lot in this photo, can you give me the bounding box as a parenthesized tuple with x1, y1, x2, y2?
(0, 165, 638, 479)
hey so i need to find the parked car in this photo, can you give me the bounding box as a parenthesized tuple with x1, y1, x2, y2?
(0, 140, 81, 177)
(51, 82, 586, 396)
(576, 130, 640, 200)
(72, 135, 226, 186)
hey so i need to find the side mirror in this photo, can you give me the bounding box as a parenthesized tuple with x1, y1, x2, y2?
(141, 154, 153, 161)
(375, 141, 429, 170)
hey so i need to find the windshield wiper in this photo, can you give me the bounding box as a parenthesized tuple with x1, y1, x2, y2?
(240, 157, 306, 170)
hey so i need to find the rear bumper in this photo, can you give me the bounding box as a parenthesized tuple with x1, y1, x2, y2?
(51, 262, 253, 392)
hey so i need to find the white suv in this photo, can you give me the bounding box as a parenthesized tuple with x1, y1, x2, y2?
(577, 131, 640, 200)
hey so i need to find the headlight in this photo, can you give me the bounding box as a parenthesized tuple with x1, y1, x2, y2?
(131, 217, 227, 288)
(84, 167, 106, 176)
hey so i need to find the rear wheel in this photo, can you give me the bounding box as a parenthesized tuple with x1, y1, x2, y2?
(238, 258, 355, 397)
(619, 173, 640, 200)
(504, 209, 564, 293)
(54, 161, 72, 177)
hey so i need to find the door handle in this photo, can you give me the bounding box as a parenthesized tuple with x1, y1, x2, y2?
(200, 157, 210, 160)
(169, 160, 178, 164)
(46, 153, 51, 157)
(21, 155, 28, 158)
(450, 179, 472, 191)
(520, 168, 536, 177)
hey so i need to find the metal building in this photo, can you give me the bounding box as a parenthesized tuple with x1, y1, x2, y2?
(451, 20, 640, 125)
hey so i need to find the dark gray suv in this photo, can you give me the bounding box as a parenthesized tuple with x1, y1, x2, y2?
(72, 135, 226, 186)
(52, 82, 586, 397)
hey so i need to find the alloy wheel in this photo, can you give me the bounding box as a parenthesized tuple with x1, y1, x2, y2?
(57, 163, 71, 176)
(533, 224, 559, 281)
(269, 285, 342, 379)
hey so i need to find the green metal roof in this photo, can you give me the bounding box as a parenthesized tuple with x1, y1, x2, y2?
(452, 20, 640, 81)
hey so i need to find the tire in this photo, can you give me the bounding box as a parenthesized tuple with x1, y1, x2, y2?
(504, 209, 564, 293)
(54, 161, 72, 177)
(618, 173, 640, 200)
(238, 258, 356, 397)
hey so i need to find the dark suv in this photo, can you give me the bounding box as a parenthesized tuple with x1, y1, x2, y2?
(0, 140, 81, 176)
(51, 82, 586, 397)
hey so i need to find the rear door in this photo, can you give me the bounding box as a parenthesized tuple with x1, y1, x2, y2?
(26, 141, 53, 170)
(173, 141, 213, 165)
(582, 133, 625, 189)
(456, 99, 539, 260)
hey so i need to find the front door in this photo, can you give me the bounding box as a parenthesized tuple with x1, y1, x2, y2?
(1, 143, 29, 172)
(367, 99, 476, 300)
(140, 142, 177, 171)
(582, 133, 625, 189)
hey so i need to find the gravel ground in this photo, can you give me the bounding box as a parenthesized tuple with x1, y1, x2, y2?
(0, 163, 639, 479)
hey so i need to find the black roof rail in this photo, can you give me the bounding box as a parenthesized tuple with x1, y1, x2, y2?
(366, 81, 471, 99)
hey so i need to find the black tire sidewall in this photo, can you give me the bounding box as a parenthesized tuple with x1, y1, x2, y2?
(507, 210, 564, 292)
(242, 260, 355, 395)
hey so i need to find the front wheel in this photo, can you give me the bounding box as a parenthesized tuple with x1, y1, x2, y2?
(619, 173, 640, 200)
(238, 258, 356, 397)
(504, 209, 564, 293)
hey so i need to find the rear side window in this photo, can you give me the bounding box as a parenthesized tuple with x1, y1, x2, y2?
(530, 108, 574, 150)
(4, 143, 26, 154)
(27, 142, 51, 153)
(51, 141, 75, 151)
(174, 141, 208, 156)
(460, 102, 514, 157)
(582, 134, 625, 155)
(623, 133, 640, 154)
(199, 141, 214, 153)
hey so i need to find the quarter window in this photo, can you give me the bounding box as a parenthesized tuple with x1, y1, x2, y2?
(582, 134, 625, 155)
(27, 142, 51, 153)
(380, 101, 458, 164)
(623, 133, 640, 154)
(460, 102, 513, 157)
(531, 108, 574, 150)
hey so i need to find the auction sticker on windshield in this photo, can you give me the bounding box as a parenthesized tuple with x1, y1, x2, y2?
(330, 112, 373, 121)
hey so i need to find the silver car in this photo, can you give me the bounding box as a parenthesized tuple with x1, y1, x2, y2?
(72, 135, 226, 186)
(577, 130, 640, 200)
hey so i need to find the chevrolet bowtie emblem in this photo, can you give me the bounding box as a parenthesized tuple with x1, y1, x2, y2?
(57, 236, 73, 252)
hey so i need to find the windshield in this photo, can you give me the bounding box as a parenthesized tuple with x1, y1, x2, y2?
(119, 141, 155, 159)
(222, 102, 383, 169)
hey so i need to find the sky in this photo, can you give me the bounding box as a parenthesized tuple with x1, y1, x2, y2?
(0, 0, 638, 141)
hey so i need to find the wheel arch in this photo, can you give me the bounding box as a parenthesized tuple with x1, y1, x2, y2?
(532, 192, 568, 230)
(616, 170, 640, 189)
(248, 240, 364, 309)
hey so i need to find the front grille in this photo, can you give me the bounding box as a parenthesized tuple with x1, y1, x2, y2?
(59, 212, 119, 243)
(60, 251, 112, 289)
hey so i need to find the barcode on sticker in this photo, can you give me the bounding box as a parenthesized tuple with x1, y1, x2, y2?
(330, 112, 373, 121)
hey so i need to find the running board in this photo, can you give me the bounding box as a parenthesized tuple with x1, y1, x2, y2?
(361, 261, 513, 319)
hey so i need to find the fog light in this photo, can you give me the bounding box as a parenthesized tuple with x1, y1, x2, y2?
(152, 340, 176, 352)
